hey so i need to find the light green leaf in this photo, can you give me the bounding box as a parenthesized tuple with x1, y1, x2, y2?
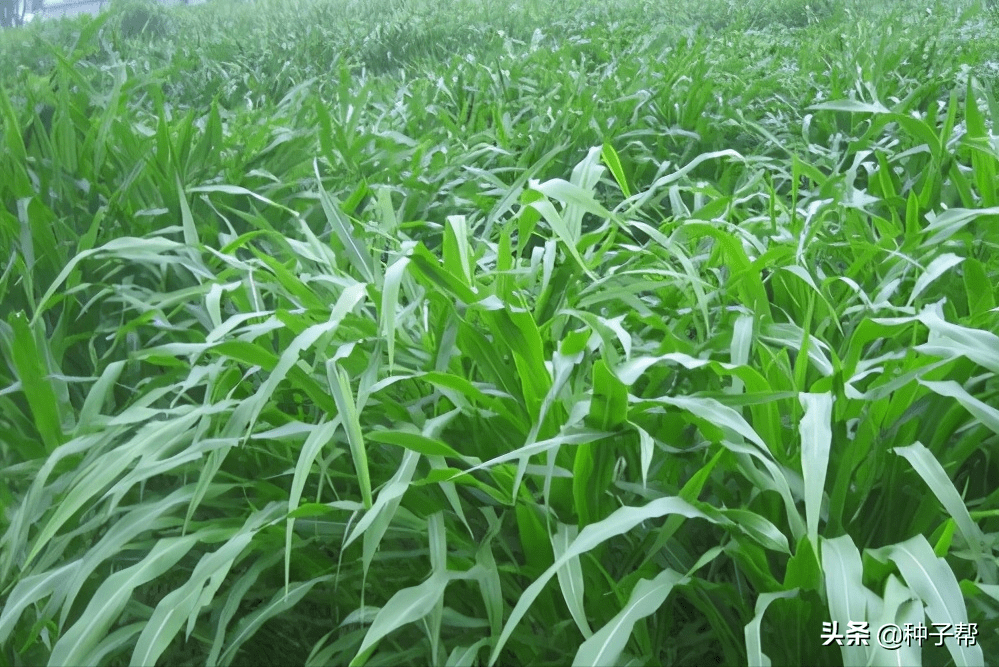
(351, 568, 480, 667)
(919, 380, 999, 439)
(445, 639, 489, 667)
(48, 534, 202, 667)
(870, 536, 984, 667)
(573, 568, 685, 667)
(0, 562, 80, 646)
(330, 364, 373, 509)
(799, 392, 832, 547)
(553, 523, 592, 640)
(313, 159, 376, 283)
(286, 419, 341, 594)
(895, 441, 993, 584)
(218, 576, 334, 667)
(488, 497, 709, 666)
(745, 590, 798, 667)
(381, 256, 411, 372)
(822, 535, 871, 667)
(907, 254, 963, 306)
(366, 429, 461, 458)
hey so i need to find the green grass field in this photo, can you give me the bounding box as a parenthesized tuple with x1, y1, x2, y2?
(1, 0, 998, 664)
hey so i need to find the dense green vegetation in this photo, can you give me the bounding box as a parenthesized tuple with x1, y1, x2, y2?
(1, 0, 998, 664)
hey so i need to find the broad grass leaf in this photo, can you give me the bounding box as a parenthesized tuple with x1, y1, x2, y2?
(637, 450, 725, 570)
(870, 535, 984, 667)
(75, 360, 125, 435)
(381, 256, 410, 372)
(587, 358, 628, 431)
(443, 215, 474, 286)
(620, 150, 743, 217)
(410, 242, 479, 303)
(894, 440, 994, 584)
(188, 184, 297, 214)
(250, 248, 327, 311)
(760, 322, 833, 377)
(218, 576, 334, 667)
(779, 266, 841, 333)
(906, 253, 963, 307)
(447, 429, 613, 483)
(29, 237, 180, 321)
(176, 172, 198, 247)
(479, 296, 551, 420)
(230, 283, 365, 439)
(427, 512, 446, 573)
(685, 221, 771, 324)
(614, 352, 725, 385)
(366, 429, 462, 458)
(601, 142, 631, 198)
(211, 340, 337, 414)
(913, 305, 999, 374)
(516, 503, 554, 573)
(59, 486, 206, 628)
(534, 147, 609, 240)
(1, 433, 103, 580)
(484, 142, 565, 240)
(729, 313, 754, 393)
(821, 534, 871, 667)
(870, 575, 924, 667)
(633, 424, 653, 490)
(131, 530, 257, 667)
(445, 639, 489, 667)
(47, 534, 202, 667)
(920, 206, 999, 246)
(421, 371, 527, 431)
(966, 583, 999, 604)
(964, 79, 999, 208)
(350, 569, 480, 667)
(373, 186, 397, 232)
(488, 497, 709, 666)
(744, 590, 798, 667)
(474, 524, 504, 638)
(573, 568, 685, 667)
(0, 562, 80, 646)
(708, 507, 790, 555)
(525, 194, 596, 280)
(23, 415, 199, 569)
(918, 380, 999, 438)
(345, 452, 419, 588)
(562, 310, 632, 362)
(553, 523, 592, 640)
(784, 536, 822, 592)
(287, 420, 342, 593)
(206, 551, 285, 666)
(186, 97, 222, 175)
(889, 113, 943, 159)
(808, 100, 890, 114)
(0, 85, 31, 196)
(101, 413, 238, 515)
(313, 159, 376, 283)
(657, 395, 768, 452)
(523, 348, 584, 505)
(89, 622, 146, 667)
(6, 311, 63, 454)
(963, 259, 996, 316)
(331, 364, 373, 509)
(798, 392, 832, 547)
(568, 144, 605, 192)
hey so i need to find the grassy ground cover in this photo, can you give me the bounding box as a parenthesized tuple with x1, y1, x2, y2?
(1, 0, 998, 664)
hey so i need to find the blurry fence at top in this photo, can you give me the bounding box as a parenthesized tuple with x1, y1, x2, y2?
(1, 0, 198, 26)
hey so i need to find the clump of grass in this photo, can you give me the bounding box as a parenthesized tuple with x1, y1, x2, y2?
(0, 1, 997, 666)
(107, 0, 174, 39)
